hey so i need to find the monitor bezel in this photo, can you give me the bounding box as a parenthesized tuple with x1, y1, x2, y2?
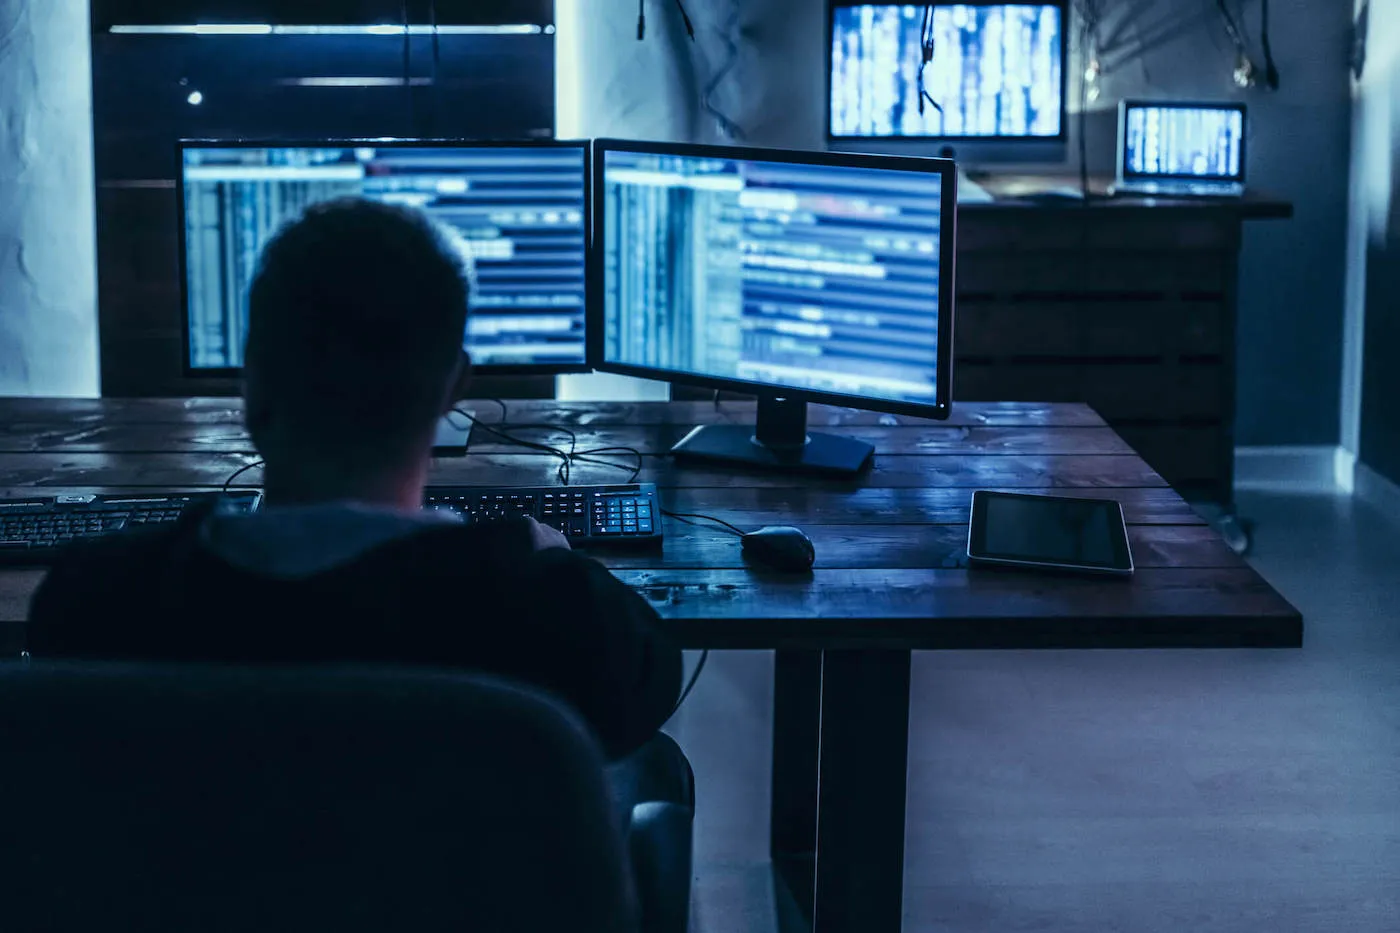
(588, 138, 956, 422)
(175, 137, 594, 379)
(1116, 100, 1249, 183)
(825, 1, 1071, 145)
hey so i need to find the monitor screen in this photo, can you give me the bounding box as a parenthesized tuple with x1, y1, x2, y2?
(180, 143, 588, 372)
(829, 3, 1064, 139)
(598, 147, 949, 410)
(1121, 104, 1246, 180)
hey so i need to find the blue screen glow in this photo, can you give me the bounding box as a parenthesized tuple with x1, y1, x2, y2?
(1123, 105, 1245, 179)
(182, 145, 587, 370)
(602, 151, 945, 406)
(830, 4, 1063, 139)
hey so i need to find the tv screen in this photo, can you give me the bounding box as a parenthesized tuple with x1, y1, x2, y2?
(830, 3, 1065, 140)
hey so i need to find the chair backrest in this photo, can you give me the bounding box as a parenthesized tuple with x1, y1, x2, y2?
(0, 661, 638, 933)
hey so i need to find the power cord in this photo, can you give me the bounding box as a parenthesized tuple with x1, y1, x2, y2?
(673, 0, 696, 41)
(671, 649, 709, 716)
(223, 459, 264, 492)
(221, 401, 643, 492)
(1259, 0, 1279, 91)
(450, 408, 578, 485)
(916, 6, 942, 117)
(1217, 0, 1278, 90)
(449, 407, 646, 487)
(637, 0, 695, 42)
(702, 0, 745, 140)
(655, 507, 745, 716)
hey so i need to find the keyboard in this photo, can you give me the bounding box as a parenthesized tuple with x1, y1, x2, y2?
(425, 483, 662, 548)
(0, 492, 262, 565)
(1111, 179, 1245, 198)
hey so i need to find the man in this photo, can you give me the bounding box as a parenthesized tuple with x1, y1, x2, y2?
(27, 198, 691, 813)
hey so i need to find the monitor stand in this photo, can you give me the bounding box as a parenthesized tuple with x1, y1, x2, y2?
(431, 409, 474, 457)
(670, 397, 874, 477)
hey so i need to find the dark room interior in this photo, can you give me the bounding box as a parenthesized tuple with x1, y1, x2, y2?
(0, 1, 1397, 931)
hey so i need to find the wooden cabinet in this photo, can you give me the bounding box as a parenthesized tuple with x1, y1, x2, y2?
(953, 178, 1291, 505)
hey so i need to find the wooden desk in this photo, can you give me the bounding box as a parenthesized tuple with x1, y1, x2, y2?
(0, 397, 1301, 933)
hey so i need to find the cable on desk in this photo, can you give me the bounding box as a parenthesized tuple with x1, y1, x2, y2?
(661, 509, 746, 538)
(575, 446, 644, 483)
(222, 459, 264, 493)
(481, 397, 510, 424)
(450, 410, 646, 487)
(451, 408, 576, 484)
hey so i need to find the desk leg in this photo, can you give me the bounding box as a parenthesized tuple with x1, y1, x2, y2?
(770, 650, 821, 923)
(812, 649, 911, 933)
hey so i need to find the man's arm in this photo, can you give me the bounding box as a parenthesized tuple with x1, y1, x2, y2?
(515, 542, 682, 761)
(27, 535, 168, 657)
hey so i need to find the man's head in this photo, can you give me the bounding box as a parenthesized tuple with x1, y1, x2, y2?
(244, 198, 472, 500)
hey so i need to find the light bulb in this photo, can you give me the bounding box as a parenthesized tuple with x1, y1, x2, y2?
(1233, 56, 1256, 88)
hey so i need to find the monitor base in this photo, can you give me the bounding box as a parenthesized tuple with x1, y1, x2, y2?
(432, 410, 474, 458)
(670, 425, 874, 477)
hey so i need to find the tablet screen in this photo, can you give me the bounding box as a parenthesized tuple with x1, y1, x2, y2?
(970, 492, 1131, 571)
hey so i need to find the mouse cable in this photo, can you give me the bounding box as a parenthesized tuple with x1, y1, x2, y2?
(671, 648, 709, 716)
(661, 509, 746, 538)
(223, 459, 265, 493)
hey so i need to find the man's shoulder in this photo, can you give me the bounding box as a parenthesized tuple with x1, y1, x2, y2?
(26, 523, 196, 649)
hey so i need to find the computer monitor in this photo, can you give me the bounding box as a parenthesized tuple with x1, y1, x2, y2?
(828, 2, 1067, 165)
(178, 140, 590, 376)
(591, 139, 956, 476)
(1116, 100, 1247, 184)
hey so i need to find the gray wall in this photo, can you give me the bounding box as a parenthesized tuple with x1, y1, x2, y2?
(0, 0, 100, 397)
(1082, 0, 1352, 447)
(573, 0, 1353, 446)
(1347, 0, 1400, 484)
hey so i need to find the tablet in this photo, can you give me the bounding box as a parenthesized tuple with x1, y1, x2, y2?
(967, 491, 1134, 576)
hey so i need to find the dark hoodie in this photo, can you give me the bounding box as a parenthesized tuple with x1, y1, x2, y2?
(26, 500, 681, 760)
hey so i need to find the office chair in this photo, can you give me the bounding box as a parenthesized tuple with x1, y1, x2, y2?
(0, 662, 691, 933)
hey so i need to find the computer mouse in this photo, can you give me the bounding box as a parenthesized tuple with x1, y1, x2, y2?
(741, 526, 816, 573)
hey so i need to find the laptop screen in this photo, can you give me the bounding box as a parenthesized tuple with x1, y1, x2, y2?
(1121, 103, 1246, 182)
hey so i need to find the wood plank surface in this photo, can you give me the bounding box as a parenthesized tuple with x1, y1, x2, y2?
(0, 452, 1169, 491)
(601, 525, 1243, 572)
(614, 567, 1299, 649)
(0, 398, 1299, 649)
(0, 398, 1107, 428)
(0, 423, 1135, 457)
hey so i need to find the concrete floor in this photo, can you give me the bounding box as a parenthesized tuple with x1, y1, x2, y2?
(666, 490, 1400, 932)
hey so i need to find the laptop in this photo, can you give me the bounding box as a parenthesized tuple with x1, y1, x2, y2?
(1111, 100, 1247, 198)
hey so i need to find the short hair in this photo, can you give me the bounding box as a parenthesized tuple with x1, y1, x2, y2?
(245, 198, 470, 469)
